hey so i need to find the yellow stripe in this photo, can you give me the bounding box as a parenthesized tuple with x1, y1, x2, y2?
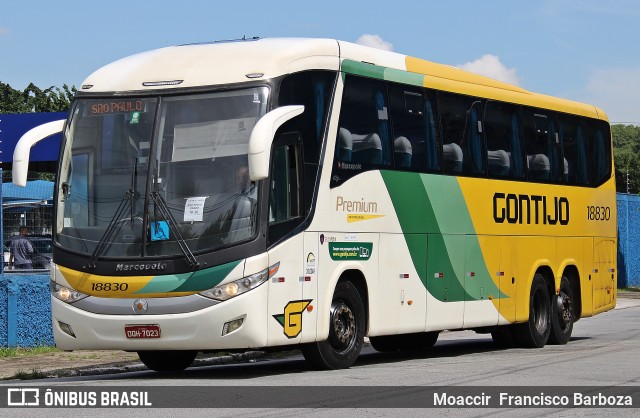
(347, 214, 385, 223)
(59, 266, 154, 298)
(405, 56, 604, 120)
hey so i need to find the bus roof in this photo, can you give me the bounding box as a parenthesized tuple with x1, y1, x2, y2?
(80, 37, 607, 121)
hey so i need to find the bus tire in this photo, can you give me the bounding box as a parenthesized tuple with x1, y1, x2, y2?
(514, 274, 551, 348)
(301, 280, 365, 369)
(548, 276, 574, 345)
(137, 350, 198, 372)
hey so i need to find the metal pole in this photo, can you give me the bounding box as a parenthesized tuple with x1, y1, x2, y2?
(627, 169, 630, 194)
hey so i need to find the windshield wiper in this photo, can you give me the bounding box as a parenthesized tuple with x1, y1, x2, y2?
(87, 188, 134, 269)
(87, 159, 139, 270)
(150, 191, 199, 269)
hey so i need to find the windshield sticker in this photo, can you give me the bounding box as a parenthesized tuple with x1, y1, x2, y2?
(184, 196, 208, 222)
(329, 242, 373, 261)
(130, 111, 141, 124)
(150, 221, 169, 241)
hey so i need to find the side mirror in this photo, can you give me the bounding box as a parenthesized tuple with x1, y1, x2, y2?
(248, 105, 304, 181)
(12, 119, 66, 186)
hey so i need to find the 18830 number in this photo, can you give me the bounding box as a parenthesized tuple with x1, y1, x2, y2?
(587, 205, 611, 221)
(91, 282, 129, 292)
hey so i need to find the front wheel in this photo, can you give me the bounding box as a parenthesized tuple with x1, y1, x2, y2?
(548, 276, 574, 345)
(301, 280, 365, 370)
(514, 274, 551, 348)
(137, 350, 198, 372)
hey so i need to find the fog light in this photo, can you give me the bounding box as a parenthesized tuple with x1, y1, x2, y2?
(222, 318, 244, 336)
(58, 321, 76, 338)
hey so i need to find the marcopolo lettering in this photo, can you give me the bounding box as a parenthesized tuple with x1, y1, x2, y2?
(116, 263, 167, 272)
(493, 193, 569, 225)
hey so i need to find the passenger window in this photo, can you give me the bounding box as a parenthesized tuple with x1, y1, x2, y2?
(388, 84, 440, 172)
(438, 92, 485, 176)
(587, 119, 612, 186)
(523, 108, 562, 182)
(331, 75, 391, 186)
(484, 101, 525, 179)
(559, 115, 589, 185)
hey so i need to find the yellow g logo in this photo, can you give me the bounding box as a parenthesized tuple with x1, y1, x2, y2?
(273, 300, 312, 338)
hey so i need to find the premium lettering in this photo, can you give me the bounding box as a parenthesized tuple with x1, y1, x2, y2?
(493, 193, 569, 225)
(336, 196, 378, 213)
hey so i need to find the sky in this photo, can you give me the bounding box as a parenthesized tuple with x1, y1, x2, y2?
(1, 0, 639, 123)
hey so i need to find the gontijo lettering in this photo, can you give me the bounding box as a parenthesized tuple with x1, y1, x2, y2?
(493, 193, 569, 225)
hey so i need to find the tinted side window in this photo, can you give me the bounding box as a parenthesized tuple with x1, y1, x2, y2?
(278, 71, 335, 162)
(559, 115, 589, 185)
(332, 75, 391, 186)
(484, 101, 525, 179)
(388, 83, 440, 172)
(268, 139, 304, 245)
(523, 108, 562, 182)
(438, 92, 485, 176)
(587, 119, 612, 186)
(278, 70, 336, 210)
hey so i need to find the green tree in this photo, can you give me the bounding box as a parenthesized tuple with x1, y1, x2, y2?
(0, 81, 76, 113)
(612, 125, 640, 194)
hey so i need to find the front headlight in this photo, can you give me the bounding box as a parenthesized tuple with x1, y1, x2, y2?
(50, 280, 88, 303)
(199, 262, 279, 301)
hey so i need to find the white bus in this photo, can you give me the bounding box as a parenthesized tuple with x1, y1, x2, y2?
(14, 38, 616, 371)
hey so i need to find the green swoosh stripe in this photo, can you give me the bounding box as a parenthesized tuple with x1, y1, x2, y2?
(134, 259, 242, 294)
(381, 171, 505, 302)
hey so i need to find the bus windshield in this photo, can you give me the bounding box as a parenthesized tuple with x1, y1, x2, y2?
(57, 87, 269, 259)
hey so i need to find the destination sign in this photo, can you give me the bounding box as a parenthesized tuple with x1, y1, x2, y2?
(89, 100, 146, 115)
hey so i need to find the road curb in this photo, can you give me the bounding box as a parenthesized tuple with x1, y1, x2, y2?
(16, 350, 268, 380)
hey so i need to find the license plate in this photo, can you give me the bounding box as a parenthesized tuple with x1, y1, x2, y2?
(125, 324, 161, 339)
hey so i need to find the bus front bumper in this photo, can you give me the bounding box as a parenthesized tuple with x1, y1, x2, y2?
(51, 285, 268, 351)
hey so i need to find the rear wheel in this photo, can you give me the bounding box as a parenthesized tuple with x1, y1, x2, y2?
(137, 350, 198, 372)
(514, 274, 551, 348)
(301, 280, 365, 369)
(548, 276, 574, 345)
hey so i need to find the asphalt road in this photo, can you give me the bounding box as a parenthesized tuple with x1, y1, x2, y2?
(3, 298, 639, 417)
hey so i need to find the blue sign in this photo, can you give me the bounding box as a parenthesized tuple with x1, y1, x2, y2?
(151, 221, 170, 241)
(0, 112, 67, 164)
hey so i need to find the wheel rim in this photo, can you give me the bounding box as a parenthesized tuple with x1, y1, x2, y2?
(556, 291, 573, 331)
(532, 287, 549, 335)
(329, 300, 356, 352)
